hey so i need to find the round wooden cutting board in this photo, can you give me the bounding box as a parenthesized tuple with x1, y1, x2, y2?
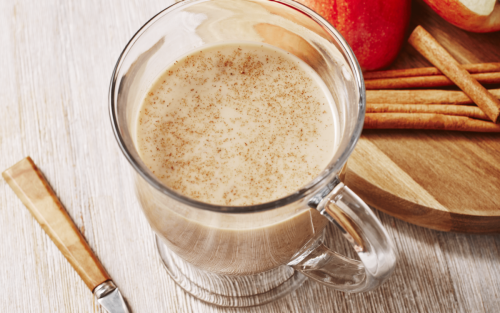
(345, 1, 500, 234)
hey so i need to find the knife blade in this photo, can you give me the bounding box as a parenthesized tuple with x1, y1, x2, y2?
(3, 156, 130, 313)
(95, 281, 130, 313)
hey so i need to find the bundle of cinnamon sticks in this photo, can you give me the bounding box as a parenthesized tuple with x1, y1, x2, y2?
(363, 25, 500, 132)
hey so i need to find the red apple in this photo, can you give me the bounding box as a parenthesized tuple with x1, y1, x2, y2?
(294, 0, 412, 71)
(422, 0, 500, 33)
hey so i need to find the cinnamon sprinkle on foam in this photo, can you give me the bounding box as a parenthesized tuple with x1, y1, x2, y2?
(137, 43, 337, 206)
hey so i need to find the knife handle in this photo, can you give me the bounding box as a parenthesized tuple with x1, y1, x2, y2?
(2, 157, 111, 291)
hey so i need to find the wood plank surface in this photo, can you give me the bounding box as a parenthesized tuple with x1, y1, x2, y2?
(0, 0, 499, 312)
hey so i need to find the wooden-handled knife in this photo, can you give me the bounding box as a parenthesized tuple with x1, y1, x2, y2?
(3, 157, 130, 313)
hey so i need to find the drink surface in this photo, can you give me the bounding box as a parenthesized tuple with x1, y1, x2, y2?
(136, 42, 339, 205)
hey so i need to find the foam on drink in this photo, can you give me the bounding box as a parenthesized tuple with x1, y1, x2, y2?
(136, 42, 339, 206)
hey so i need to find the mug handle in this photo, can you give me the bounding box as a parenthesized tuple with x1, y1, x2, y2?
(288, 181, 397, 292)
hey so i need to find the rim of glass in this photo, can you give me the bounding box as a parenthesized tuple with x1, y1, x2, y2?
(109, 0, 366, 214)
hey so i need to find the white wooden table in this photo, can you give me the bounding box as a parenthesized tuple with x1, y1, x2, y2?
(1, 0, 499, 312)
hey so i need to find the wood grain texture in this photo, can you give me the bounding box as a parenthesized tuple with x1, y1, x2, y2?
(347, 0, 500, 233)
(1, 0, 499, 312)
(3, 157, 110, 291)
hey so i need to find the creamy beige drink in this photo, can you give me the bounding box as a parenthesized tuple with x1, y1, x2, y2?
(137, 42, 339, 205)
(135, 42, 339, 275)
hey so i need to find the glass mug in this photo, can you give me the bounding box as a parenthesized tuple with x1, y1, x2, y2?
(110, 0, 397, 307)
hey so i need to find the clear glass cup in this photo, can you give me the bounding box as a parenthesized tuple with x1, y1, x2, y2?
(109, 0, 397, 307)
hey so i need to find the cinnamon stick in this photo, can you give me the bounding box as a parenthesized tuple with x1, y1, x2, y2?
(364, 63, 500, 80)
(366, 89, 500, 105)
(365, 72, 500, 89)
(366, 103, 488, 120)
(364, 113, 500, 132)
(408, 26, 500, 123)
